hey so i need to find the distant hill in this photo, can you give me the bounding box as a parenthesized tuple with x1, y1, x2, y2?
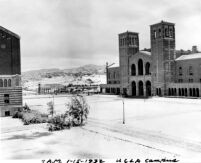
(22, 64, 106, 91)
(64, 64, 105, 75)
(22, 64, 105, 81)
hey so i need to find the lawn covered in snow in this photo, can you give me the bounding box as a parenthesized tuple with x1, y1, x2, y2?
(1, 94, 201, 161)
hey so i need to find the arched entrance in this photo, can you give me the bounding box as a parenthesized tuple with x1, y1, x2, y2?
(196, 88, 199, 97)
(146, 81, 151, 96)
(138, 81, 144, 96)
(193, 88, 196, 97)
(138, 59, 143, 75)
(189, 88, 192, 96)
(168, 88, 171, 96)
(132, 81, 136, 96)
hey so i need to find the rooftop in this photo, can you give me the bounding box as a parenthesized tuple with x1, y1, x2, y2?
(0, 26, 20, 39)
(119, 31, 139, 36)
(176, 53, 201, 61)
(150, 20, 175, 27)
(140, 50, 151, 56)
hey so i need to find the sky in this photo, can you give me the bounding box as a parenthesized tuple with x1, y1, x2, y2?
(0, 0, 201, 71)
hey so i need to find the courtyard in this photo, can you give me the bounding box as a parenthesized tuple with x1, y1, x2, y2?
(1, 94, 201, 161)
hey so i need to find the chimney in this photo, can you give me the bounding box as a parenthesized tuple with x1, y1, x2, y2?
(192, 46, 198, 53)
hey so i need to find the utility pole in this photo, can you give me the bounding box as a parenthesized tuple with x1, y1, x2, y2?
(122, 94, 125, 124)
(52, 93, 55, 117)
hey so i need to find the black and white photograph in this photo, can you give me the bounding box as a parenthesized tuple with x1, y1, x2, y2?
(0, 0, 201, 162)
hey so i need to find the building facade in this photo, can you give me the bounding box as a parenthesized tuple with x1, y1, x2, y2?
(0, 26, 22, 116)
(101, 21, 201, 98)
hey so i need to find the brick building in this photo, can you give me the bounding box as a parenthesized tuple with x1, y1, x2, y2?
(101, 21, 201, 98)
(0, 26, 22, 116)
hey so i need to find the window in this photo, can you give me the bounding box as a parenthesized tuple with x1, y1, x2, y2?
(178, 79, 183, 83)
(8, 79, 11, 87)
(132, 37, 135, 45)
(4, 79, 7, 87)
(179, 67, 182, 76)
(153, 30, 157, 39)
(131, 64, 136, 76)
(145, 62, 151, 75)
(189, 66, 193, 75)
(158, 28, 161, 38)
(129, 37, 131, 45)
(165, 28, 169, 37)
(16, 78, 19, 86)
(5, 111, 10, 116)
(113, 72, 116, 79)
(0, 79, 3, 87)
(165, 63, 170, 71)
(4, 94, 9, 104)
(138, 59, 143, 75)
(169, 27, 173, 37)
(189, 79, 193, 83)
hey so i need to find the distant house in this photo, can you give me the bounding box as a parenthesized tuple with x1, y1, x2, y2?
(0, 26, 22, 116)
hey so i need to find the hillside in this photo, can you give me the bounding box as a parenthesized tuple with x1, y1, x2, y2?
(22, 64, 106, 91)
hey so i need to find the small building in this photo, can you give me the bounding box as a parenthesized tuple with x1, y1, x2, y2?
(0, 26, 22, 116)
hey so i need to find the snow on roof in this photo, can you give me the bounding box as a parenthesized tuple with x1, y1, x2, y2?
(176, 53, 201, 61)
(140, 51, 151, 56)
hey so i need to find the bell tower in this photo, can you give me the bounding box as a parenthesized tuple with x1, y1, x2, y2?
(150, 21, 176, 96)
(119, 31, 139, 95)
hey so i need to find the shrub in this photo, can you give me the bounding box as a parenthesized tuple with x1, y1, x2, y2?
(48, 114, 71, 132)
(12, 111, 23, 119)
(12, 105, 48, 125)
(66, 95, 89, 126)
(22, 111, 48, 125)
(23, 103, 31, 111)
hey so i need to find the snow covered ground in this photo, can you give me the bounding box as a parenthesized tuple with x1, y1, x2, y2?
(1, 95, 201, 161)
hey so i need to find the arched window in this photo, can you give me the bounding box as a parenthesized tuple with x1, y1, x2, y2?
(138, 59, 143, 75)
(165, 28, 169, 37)
(179, 67, 182, 76)
(158, 28, 161, 38)
(169, 27, 173, 37)
(153, 30, 156, 39)
(4, 79, 7, 87)
(8, 79, 11, 87)
(131, 64, 136, 76)
(145, 62, 150, 75)
(189, 66, 193, 75)
(0, 79, 3, 87)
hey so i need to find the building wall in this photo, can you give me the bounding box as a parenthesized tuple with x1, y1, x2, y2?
(119, 32, 139, 95)
(101, 21, 201, 98)
(151, 21, 176, 96)
(176, 59, 201, 83)
(107, 67, 120, 84)
(0, 28, 21, 75)
(0, 26, 22, 116)
(128, 51, 152, 96)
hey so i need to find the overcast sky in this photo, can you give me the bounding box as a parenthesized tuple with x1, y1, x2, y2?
(0, 0, 201, 71)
